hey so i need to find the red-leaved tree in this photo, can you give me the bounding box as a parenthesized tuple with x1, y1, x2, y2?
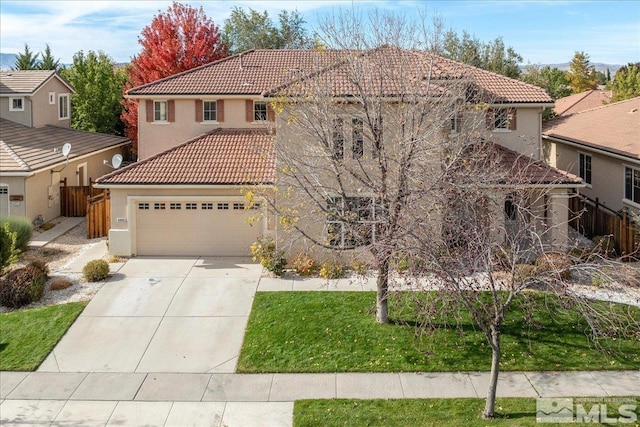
(121, 1, 228, 156)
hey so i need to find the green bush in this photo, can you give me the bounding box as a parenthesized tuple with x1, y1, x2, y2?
(292, 253, 316, 276)
(82, 259, 110, 282)
(250, 237, 287, 276)
(0, 261, 48, 308)
(0, 217, 33, 251)
(319, 260, 346, 279)
(0, 224, 19, 273)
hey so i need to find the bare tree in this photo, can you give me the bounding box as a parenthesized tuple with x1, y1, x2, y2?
(263, 10, 472, 324)
(253, 9, 640, 419)
(398, 144, 640, 418)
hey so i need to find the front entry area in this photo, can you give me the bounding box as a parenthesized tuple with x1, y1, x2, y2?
(135, 199, 262, 256)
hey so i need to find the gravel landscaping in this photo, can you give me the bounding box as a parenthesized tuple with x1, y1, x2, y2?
(1, 218, 115, 313)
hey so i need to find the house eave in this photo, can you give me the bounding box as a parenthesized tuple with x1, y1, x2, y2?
(94, 183, 274, 190)
(543, 134, 640, 164)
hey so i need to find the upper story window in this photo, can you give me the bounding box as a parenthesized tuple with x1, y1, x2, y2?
(486, 108, 516, 131)
(9, 97, 24, 111)
(332, 118, 345, 160)
(49, 92, 55, 105)
(450, 113, 462, 133)
(352, 118, 364, 159)
(58, 94, 69, 120)
(624, 166, 640, 205)
(254, 101, 267, 121)
(154, 101, 167, 122)
(203, 101, 217, 122)
(579, 153, 592, 185)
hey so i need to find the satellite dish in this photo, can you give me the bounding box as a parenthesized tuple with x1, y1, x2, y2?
(61, 143, 71, 157)
(112, 154, 123, 169)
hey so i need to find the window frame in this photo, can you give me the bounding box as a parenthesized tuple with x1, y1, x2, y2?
(253, 101, 267, 122)
(58, 93, 70, 120)
(579, 153, 592, 186)
(154, 100, 168, 122)
(49, 92, 56, 105)
(493, 108, 509, 130)
(326, 196, 379, 249)
(352, 117, 364, 159)
(624, 166, 640, 206)
(9, 97, 24, 111)
(203, 100, 217, 122)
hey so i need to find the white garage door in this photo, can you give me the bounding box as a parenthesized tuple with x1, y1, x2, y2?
(0, 186, 9, 218)
(135, 200, 262, 256)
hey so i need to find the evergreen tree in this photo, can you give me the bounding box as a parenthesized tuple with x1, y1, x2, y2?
(611, 63, 640, 102)
(567, 51, 598, 93)
(38, 44, 61, 70)
(13, 43, 39, 70)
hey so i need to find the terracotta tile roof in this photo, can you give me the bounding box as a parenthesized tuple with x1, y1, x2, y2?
(127, 49, 346, 96)
(0, 119, 129, 173)
(0, 70, 73, 95)
(542, 97, 640, 160)
(127, 48, 552, 104)
(553, 90, 612, 116)
(493, 144, 582, 185)
(96, 128, 275, 185)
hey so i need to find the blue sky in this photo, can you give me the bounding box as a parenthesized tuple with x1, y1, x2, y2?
(1, 1, 638, 66)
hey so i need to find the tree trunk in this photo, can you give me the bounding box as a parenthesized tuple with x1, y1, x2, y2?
(376, 257, 390, 324)
(483, 325, 501, 419)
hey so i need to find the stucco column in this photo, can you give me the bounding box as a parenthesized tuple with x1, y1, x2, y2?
(488, 191, 506, 246)
(548, 190, 570, 250)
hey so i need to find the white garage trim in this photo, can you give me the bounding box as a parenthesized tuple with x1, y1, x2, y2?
(128, 195, 267, 256)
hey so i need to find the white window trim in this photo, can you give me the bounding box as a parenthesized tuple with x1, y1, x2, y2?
(49, 92, 56, 105)
(326, 195, 379, 249)
(153, 100, 168, 123)
(58, 93, 70, 120)
(622, 164, 640, 208)
(578, 152, 593, 188)
(492, 108, 510, 132)
(202, 100, 218, 123)
(9, 97, 24, 112)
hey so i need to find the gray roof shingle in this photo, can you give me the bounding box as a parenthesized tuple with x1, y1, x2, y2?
(0, 70, 73, 95)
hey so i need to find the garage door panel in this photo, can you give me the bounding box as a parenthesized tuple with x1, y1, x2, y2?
(135, 202, 261, 256)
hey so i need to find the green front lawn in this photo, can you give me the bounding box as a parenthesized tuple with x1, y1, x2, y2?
(0, 302, 87, 371)
(294, 398, 638, 427)
(238, 292, 640, 373)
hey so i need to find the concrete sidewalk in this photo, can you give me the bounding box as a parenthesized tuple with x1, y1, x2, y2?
(1, 370, 638, 426)
(27, 217, 85, 248)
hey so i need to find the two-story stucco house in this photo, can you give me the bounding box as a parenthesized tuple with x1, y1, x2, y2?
(543, 96, 640, 215)
(96, 48, 582, 258)
(0, 70, 130, 221)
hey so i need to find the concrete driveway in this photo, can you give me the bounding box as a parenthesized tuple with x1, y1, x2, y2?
(38, 257, 262, 374)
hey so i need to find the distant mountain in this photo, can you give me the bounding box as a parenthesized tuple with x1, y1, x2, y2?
(1, 53, 18, 71)
(537, 62, 623, 74)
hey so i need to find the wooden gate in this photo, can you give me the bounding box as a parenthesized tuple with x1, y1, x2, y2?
(569, 194, 639, 259)
(59, 178, 103, 217)
(87, 192, 110, 239)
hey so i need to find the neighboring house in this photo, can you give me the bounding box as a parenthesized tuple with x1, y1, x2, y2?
(553, 89, 612, 117)
(96, 49, 582, 258)
(0, 70, 129, 221)
(543, 96, 640, 215)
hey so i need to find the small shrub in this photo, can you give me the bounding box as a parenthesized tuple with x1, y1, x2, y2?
(0, 224, 19, 273)
(0, 262, 48, 308)
(535, 253, 572, 280)
(292, 253, 316, 276)
(350, 260, 369, 276)
(250, 237, 287, 276)
(50, 278, 73, 291)
(0, 216, 33, 250)
(82, 259, 110, 282)
(40, 222, 56, 231)
(319, 260, 346, 280)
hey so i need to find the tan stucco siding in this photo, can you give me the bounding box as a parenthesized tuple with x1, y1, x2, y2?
(552, 140, 640, 214)
(482, 107, 543, 159)
(138, 98, 268, 159)
(32, 78, 72, 128)
(0, 97, 33, 127)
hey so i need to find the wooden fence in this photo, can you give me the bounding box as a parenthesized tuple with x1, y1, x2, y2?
(59, 178, 103, 217)
(569, 194, 639, 259)
(86, 192, 110, 239)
